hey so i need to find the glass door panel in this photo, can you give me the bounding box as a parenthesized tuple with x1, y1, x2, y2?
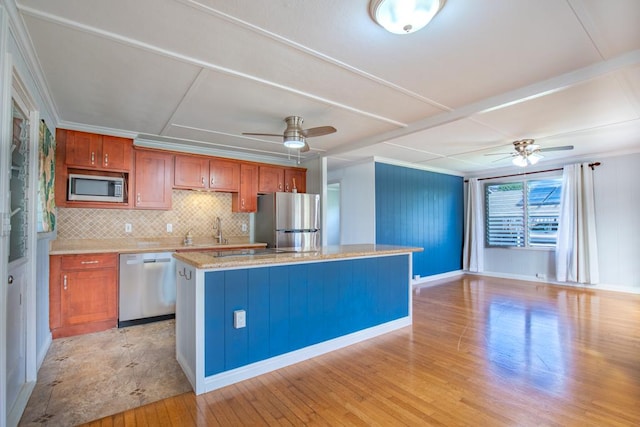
(9, 101, 29, 263)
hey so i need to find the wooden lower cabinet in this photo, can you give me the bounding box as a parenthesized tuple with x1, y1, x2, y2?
(50, 254, 118, 338)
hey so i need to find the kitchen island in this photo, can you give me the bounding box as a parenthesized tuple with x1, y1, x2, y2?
(173, 244, 422, 394)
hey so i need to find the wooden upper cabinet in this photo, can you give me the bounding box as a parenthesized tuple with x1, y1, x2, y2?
(259, 166, 306, 193)
(101, 136, 133, 171)
(174, 155, 240, 192)
(134, 149, 174, 210)
(284, 168, 306, 193)
(232, 163, 258, 212)
(174, 155, 209, 189)
(65, 130, 132, 172)
(258, 165, 284, 193)
(65, 131, 101, 168)
(209, 159, 240, 192)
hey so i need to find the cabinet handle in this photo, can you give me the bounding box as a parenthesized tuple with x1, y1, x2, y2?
(211, 177, 215, 185)
(63, 275, 68, 291)
(137, 193, 141, 203)
(278, 183, 283, 190)
(285, 183, 290, 192)
(80, 260, 99, 265)
(104, 153, 109, 166)
(91, 152, 95, 165)
(241, 198, 245, 208)
(201, 177, 205, 185)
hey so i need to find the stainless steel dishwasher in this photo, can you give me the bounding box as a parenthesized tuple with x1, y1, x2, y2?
(119, 252, 176, 327)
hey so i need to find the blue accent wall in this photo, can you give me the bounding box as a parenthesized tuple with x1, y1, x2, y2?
(375, 163, 464, 276)
(203, 255, 409, 376)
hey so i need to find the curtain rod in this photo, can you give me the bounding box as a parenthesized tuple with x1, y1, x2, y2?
(464, 162, 601, 182)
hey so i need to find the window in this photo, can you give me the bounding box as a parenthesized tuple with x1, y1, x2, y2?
(485, 178, 562, 247)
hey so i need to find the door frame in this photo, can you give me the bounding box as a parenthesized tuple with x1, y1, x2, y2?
(1, 11, 39, 422)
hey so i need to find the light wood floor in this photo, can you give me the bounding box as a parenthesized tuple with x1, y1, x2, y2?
(83, 276, 640, 426)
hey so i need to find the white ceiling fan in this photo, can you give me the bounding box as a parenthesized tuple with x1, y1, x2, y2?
(488, 139, 574, 167)
(242, 116, 337, 152)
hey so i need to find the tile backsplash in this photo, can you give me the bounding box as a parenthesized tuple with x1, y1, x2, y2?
(56, 190, 250, 240)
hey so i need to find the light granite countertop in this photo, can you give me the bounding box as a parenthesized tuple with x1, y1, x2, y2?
(173, 244, 423, 270)
(49, 237, 267, 255)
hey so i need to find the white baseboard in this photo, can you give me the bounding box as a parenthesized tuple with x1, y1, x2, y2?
(412, 270, 464, 286)
(200, 316, 411, 395)
(464, 271, 640, 294)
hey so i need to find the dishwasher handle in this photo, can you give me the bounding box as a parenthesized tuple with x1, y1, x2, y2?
(143, 258, 172, 263)
(123, 253, 175, 265)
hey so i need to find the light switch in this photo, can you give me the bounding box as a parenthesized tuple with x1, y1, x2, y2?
(233, 310, 246, 329)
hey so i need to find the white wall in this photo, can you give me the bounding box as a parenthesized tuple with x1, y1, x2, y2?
(593, 153, 640, 292)
(479, 153, 640, 293)
(327, 160, 376, 244)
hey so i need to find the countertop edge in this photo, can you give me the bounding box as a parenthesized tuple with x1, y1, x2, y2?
(173, 245, 423, 270)
(49, 239, 267, 255)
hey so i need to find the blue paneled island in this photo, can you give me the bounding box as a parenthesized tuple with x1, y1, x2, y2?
(173, 244, 421, 395)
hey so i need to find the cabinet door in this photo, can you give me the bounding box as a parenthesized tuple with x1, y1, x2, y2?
(101, 136, 133, 171)
(134, 150, 174, 209)
(258, 165, 284, 193)
(174, 155, 209, 189)
(284, 168, 306, 193)
(65, 130, 102, 168)
(60, 268, 117, 327)
(233, 163, 258, 212)
(210, 159, 240, 192)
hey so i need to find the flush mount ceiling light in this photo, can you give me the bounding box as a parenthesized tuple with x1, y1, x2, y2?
(283, 135, 306, 149)
(370, 0, 446, 34)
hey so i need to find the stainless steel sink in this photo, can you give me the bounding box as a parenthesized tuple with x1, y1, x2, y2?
(210, 248, 294, 258)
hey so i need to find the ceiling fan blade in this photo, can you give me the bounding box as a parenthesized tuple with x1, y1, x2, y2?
(300, 141, 311, 153)
(301, 126, 336, 138)
(242, 132, 283, 138)
(484, 152, 514, 156)
(539, 145, 574, 152)
(491, 155, 514, 163)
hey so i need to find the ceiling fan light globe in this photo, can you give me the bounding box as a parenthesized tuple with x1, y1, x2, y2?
(370, 0, 445, 34)
(512, 156, 528, 167)
(528, 153, 542, 165)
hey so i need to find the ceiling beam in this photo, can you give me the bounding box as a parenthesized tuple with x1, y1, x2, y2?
(325, 49, 640, 157)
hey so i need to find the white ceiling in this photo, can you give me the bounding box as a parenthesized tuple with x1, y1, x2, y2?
(13, 0, 640, 174)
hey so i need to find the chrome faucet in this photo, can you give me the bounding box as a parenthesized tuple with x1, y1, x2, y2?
(214, 217, 226, 244)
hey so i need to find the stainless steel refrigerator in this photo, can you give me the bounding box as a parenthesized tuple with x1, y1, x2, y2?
(255, 192, 321, 251)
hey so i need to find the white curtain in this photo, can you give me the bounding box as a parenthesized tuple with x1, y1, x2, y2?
(555, 163, 599, 284)
(463, 178, 484, 272)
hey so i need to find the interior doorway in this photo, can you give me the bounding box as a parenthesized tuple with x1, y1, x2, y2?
(327, 182, 341, 245)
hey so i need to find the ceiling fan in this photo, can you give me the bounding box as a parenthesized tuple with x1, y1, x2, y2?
(488, 139, 574, 167)
(242, 116, 336, 152)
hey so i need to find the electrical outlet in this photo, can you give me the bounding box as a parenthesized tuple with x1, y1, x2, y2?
(125, 223, 132, 233)
(166, 223, 173, 233)
(241, 223, 247, 232)
(233, 310, 246, 329)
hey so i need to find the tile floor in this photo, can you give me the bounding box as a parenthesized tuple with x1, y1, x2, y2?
(19, 320, 192, 426)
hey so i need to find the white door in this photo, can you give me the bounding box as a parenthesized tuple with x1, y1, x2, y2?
(6, 97, 29, 417)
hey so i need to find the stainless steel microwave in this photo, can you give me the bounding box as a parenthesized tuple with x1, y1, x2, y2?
(68, 173, 124, 202)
